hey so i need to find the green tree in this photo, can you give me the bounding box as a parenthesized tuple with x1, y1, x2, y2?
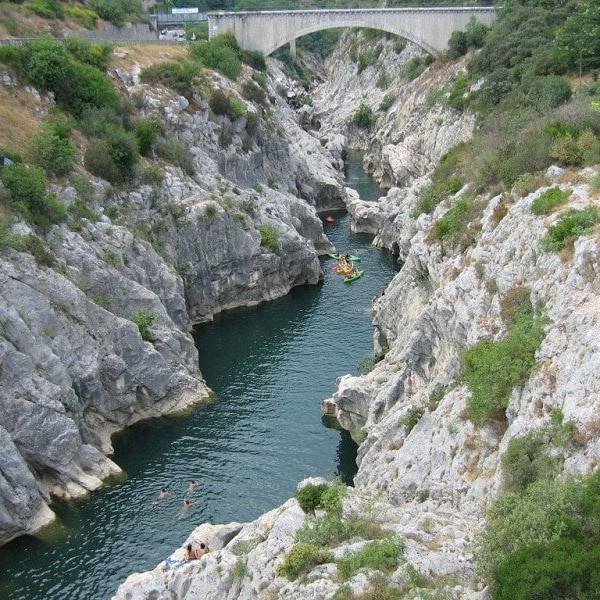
(556, 0, 600, 74)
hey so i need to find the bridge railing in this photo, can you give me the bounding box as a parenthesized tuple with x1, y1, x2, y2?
(151, 13, 208, 24)
(206, 0, 495, 10)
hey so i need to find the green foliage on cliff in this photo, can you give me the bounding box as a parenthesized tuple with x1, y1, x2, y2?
(481, 470, 600, 600)
(131, 308, 155, 342)
(277, 543, 333, 581)
(351, 103, 374, 129)
(540, 206, 599, 252)
(464, 303, 547, 424)
(336, 537, 404, 580)
(531, 187, 571, 215)
(259, 223, 280, 251)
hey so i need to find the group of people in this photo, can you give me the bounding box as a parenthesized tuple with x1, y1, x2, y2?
(334, 253, 357, 276)
(156, 480, 199, 519)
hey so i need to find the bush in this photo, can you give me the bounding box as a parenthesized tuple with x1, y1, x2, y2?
(400, 407, 425, 434)
(64, 4, 98, 29)
(464, 309, 547, 424)
(134, 119, 162, 156)
(357, 45, 382, 74)
(501, 432, 557, 493)
(357, 354, 378, 375)
(26, 0, 64, 19)
(228, 97, 247, 120)
(277, 544, 332, 581)
(431, 194, 483, 250)
(531, 187, 570, 215)
(85, 127, 138, 184)
(190, 35, 242, 80)
(540, 206, 599, 252)
(295, 483, 328, 514)
(131, 308, 155, 342)
(525, 75, 572, 112)
(22, 233, 56, 267)
(139, 61, 199, 99)
(242, 50, 266, 71)
(481, 470, 600, 598)
(379, 93, 396, 112)
(209, 89, 231, 116)
(403, 55, 433, 81)
(0, 215, 19, 250)
(29, 124, 77, 177)
(259, 223, 280, 251)
(64, 37, 112, 72)
(352, 103, 374, 129)
(336, 537, 404, 580)
(448, 17, 489, 59)
(68, 61, 121, 116)
(27, 37, 74, 96)
(0, 162, 66, 228)
(296, 514, 386, 549)
(89, 0, 143, 27)
(154, 136, 194, 176)
(241, 80, 267, 105)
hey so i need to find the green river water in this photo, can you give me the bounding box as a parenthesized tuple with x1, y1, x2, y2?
(0, 151, 397, 599)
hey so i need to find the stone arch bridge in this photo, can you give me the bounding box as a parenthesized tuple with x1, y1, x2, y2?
(207, 7, 496, 58)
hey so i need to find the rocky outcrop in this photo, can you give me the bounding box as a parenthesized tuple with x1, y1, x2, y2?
(0, 50, 347, 543)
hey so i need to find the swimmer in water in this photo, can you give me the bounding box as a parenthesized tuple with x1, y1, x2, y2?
(177, 498, 194, 519)
(159, 488, 171, 499)
(186, 480, 198, 494)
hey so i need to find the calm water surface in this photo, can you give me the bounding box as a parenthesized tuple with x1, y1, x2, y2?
(0, 153, 396, 600)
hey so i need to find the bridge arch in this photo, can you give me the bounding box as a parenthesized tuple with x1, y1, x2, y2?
(208, 8, 497, 58)
(262, 19, 438, 57)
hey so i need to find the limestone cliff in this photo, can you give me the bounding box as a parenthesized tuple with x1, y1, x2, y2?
(0, 50, 344, 544)
(115, 33, 600, 600)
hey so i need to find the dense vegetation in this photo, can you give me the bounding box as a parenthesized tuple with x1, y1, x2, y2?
(417, 0, 600, 218)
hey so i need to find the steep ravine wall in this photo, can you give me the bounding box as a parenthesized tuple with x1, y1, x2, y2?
(0, 51, 347, 544)
(116, 32, 600, 600)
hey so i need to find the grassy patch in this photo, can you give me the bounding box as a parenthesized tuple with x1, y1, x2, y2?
(399, 407, 425, 434)
(351, 103, 374, 129)
(336, 537, 404, 580)
(540, 206, 599, 252)
(378, 93, 396, 112)
(259, 223, 280, 251)
(131, 308, 155, 342)
(276, 543, 333, 581)
(464, 306, 547, 424)
(531, 187, 571, 215)
(430, 194, 484, 250)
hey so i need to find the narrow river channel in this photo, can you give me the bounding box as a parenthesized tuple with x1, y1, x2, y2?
(0, 152, 397, 600)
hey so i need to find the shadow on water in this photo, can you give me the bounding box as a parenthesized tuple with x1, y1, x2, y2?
(0, 151, 395, 600)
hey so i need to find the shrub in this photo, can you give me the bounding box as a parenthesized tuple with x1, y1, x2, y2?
(531, 187, 570, 215)
(241, 80, 267, 105)
(85, 127, 138, 184)
(403, 55, 433, 81)
(296, 514, 386, 549)
(336, 538, 404, 580)
(242, 50, 266, 71)
(513, 173, 548, 197)
(357, 45, 382, 74)
(376, 70, 392, 90)
(277, 544, 332, 581)
(22, 233, 56, 267)
(501, 432, 557, 493)
(131, 308, 155, 342)
(400, 407, 425, 434)
(64, 38, 112, 72)
(68, 61, 121, 116)
(259, 223, 280, 251)
(0, 216, 19, 250)
(431, 194, 483, 250)
(89, 0, 142, 27)
(28, 126, 76, 177)
(134, 118, 164, 156)
(228, 97, 247, 120)
(464, 310, 547, 424)
(540, 206, 599, 252)
(525, 76, 572, 112)
(481, 471, 600, 598)
(499, 287, 532, 326)
(190, 35, 242, 80)
(295, 483, 328, 514)
(379, 93, 396, 112)
(319, 481, 347, 515)
(357, 353, 378, 375)
(139, 61, 198, 99)
(1, 162, 66, 228)
(352, 103, 374, 129)
(448, 17, 489, 59)
(245, 111, 258, 136)
(209, 89, 231, 116)
(26, 0, 64, 19)
(64, 4, 98, 29)
(218, 125, 233, 148)
(154, 136, 194, 175)
(27, 37, 74, 95)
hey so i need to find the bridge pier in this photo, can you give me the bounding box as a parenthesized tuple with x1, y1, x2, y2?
(289, 39, 297, 59)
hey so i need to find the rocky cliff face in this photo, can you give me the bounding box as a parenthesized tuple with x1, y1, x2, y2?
(0, 51, 345, 544)
(115, 33, 600, 600)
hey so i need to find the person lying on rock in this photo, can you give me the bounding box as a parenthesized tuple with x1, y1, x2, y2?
(184, 542, 209, 560)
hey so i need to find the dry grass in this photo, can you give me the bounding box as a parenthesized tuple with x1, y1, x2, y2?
(0, 85, 46, 153)
(110, 44, 188, 71)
